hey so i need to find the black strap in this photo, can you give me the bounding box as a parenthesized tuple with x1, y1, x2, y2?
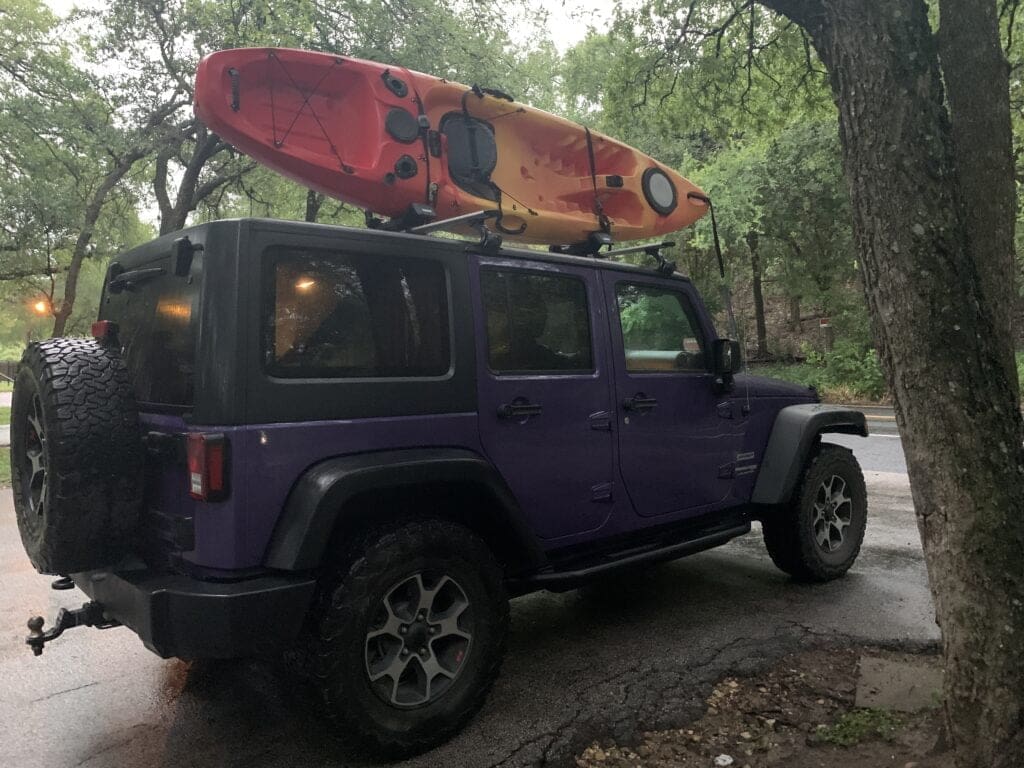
(399, 66, 432, 207)
(688, 192, 725, 278)
(688, 191, 739, 341)
(584, 127, 611, 234)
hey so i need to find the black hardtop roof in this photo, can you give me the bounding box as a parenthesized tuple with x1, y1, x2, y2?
(113, 217, 694, 283)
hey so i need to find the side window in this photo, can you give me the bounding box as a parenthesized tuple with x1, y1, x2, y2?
(481, 269, 593, 374)
(263, 247, 450, 378)
(615, 283, 707, 373)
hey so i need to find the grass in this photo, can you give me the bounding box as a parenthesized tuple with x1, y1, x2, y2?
(0, 380, 11, 392)
(813, 708, 905, 746)
(0, 406, 8, 426)
(0, 448, 9, 488)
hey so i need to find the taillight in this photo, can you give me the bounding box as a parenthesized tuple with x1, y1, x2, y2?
(91, 320, 118, 342)
(186, 433, 229, 501)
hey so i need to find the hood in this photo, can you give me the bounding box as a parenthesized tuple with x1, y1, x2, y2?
(732, 374, 819, 401)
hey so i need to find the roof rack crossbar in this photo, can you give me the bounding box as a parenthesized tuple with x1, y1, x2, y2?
(408, 209, 500, 235)
(602, 240, 676, 259)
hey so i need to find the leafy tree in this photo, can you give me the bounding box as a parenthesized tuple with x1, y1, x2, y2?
(0, 0, 163, 335)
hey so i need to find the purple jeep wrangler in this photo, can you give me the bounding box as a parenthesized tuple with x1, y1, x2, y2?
(10, 217, 867, 755)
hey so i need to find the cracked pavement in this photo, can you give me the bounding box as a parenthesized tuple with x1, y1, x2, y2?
(0, 432, 936, 767)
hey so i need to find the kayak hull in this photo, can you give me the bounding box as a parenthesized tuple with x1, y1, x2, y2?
(195, 48, 709, 244)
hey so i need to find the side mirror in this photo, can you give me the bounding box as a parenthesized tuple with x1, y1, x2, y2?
(713, 339, 742, 379)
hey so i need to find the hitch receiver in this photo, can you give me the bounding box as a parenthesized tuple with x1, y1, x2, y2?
(26, 601, 120, 656)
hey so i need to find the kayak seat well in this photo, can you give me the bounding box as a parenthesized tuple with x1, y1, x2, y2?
(440, 113, 499, 202)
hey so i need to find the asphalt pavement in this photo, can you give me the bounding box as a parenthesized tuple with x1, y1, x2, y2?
(0, 417, 928, 768)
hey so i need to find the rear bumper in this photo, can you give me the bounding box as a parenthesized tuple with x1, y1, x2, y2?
(72, 567, 317, 659)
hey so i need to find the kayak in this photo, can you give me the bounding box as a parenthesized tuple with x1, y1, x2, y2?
(194, 48, 710, 245)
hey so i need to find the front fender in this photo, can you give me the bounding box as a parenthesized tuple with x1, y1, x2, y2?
(750, 404, 868, 505)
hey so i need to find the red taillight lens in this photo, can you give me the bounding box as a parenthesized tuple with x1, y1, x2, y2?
(91, 320, 118, 341)
(186, 433, 229, 501)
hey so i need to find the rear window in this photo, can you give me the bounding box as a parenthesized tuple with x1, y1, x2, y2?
(263, 247, 451, 379)
(101, 255, 199, 407)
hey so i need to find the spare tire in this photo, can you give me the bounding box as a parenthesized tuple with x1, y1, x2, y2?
(11, 337, 143, 574)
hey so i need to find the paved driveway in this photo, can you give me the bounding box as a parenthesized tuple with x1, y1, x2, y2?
(0, 433, 932, 768)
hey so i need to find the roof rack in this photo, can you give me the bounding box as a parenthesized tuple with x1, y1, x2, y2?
(367, 205, 505, 252)
(365, 205, 679, 273)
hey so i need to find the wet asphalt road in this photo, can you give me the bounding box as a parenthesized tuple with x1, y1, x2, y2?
(0, 415, 931, 768)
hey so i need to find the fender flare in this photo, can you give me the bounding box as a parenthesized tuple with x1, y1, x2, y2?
(750, 404, 868, 506)
(264, 448, 543, 572)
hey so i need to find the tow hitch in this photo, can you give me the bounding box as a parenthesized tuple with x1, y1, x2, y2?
(26, 601, 120, 656)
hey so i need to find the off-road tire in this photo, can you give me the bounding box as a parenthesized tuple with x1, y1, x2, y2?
(11, 338, 143, 574)
(761, 443, 867, 582)
(313, 519, 509, 757)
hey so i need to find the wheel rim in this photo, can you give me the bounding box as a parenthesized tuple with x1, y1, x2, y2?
(22, 392, 48, 517)
(812, 474, 853, 553)
(364, 572, 473, 708)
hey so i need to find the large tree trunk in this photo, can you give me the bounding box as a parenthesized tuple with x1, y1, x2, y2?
(747, 231, 769, 358)
(760, 1, 1024, 764)
(937, 0, 1018, 394)
(155, 123, 247, 235)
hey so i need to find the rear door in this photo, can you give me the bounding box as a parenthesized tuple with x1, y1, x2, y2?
(602, 273, 743, 518)
(472, 257, 616, 541)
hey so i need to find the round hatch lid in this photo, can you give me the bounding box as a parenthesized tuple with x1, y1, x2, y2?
(642, 167, 678, 216)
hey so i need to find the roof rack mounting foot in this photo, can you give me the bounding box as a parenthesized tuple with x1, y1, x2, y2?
(373, 203, 437, 232)
(548, 231, 614, 257)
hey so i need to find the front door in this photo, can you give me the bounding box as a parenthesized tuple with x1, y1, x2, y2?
(603, 273, 742, 518)
(473, 258, 616, 541)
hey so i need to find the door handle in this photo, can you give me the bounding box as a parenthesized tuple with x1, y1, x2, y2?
(497, 401, 543, 419)
(624, 393, 658, 412)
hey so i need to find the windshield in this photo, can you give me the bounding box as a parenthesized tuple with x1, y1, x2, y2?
(99, 254, 199, 408)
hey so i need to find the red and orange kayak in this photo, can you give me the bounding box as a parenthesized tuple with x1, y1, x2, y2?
(195, 48, 709, 245)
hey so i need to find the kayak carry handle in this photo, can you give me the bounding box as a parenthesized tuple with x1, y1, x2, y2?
(470, 84, 515, 102)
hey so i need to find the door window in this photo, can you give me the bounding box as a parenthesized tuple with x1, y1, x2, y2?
(615, 283, 707, 372)
(481, 269, 593, 374)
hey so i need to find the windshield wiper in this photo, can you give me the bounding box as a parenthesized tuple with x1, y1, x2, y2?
(108, 267, 165, 293)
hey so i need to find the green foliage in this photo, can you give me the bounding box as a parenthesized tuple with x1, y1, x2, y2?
(0, 406, 9, 426)
(753, 340, 887, 402)
(619, 290, 688, 348)
(813, 708, 905, 746)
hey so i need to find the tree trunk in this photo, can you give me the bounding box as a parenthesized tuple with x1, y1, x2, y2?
(747, 231, 769, 358)
(789, 295, 801, 332)
(155, 124, 239, 235)
(937, 0, 1018, 395)
(759, 1, 1024, 764)
(52, 154, 143, 337)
